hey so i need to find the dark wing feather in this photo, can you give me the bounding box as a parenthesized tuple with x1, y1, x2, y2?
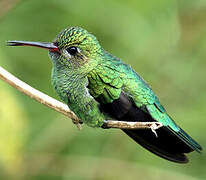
(98, 92, 202, 163)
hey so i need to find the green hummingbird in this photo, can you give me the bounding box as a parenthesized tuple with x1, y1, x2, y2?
(8, 27, 202, 163)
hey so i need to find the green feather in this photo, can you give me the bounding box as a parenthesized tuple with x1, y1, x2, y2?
(9, 26, 202, 163)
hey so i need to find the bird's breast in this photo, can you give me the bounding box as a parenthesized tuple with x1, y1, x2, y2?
(51, 67, 83, 104)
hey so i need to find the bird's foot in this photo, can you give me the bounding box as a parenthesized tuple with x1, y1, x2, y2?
(72, 118, 83, 130)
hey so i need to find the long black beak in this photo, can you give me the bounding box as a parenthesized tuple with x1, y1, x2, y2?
(7, 40, 59, 52)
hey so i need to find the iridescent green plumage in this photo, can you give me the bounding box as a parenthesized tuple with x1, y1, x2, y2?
(8, 27, 202, 163)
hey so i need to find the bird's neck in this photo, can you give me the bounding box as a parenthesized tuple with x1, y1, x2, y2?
(50, 50, 108, 104)
(51, 63, 87, 104)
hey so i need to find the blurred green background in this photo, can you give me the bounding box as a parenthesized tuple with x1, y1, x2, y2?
(0, 0, 205, 179)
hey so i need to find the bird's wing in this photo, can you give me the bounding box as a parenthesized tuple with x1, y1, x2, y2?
(120, 64, 202, 153)
(87, 61, 202, 163)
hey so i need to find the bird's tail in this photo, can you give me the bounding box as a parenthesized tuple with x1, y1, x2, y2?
(122, 125, 202, 163)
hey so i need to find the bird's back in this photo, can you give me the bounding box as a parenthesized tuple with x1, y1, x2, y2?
(87, 52, 202, 163)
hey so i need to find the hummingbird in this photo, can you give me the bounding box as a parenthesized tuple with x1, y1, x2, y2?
(8, 27, 202, 163)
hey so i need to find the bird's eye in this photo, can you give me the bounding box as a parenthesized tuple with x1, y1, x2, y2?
(65, 46, 78, 56)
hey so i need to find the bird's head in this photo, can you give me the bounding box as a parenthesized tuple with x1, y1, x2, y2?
(8, 27, 103, 74)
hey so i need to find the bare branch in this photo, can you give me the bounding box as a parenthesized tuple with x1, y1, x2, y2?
(103, 120, 162, 129)
(0, 66, 163, 132)
(103, 120, 163, 137)
(0, 65, 81, 129)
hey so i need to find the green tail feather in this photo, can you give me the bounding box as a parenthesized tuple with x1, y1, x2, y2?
(170, 127, 202, 153)
(147, 104, 202, 153)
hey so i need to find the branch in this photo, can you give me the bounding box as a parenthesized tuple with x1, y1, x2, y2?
(0, 66, 163, 133)
(0, 66, 81, 128)
(103, 120, 162, 137)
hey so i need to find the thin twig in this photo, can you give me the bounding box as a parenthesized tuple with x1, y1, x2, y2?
(0, 66, 163, 132)
(0, 65, 81, 129)
(103, 120, 163, 137)
(103, 120, 162, 129)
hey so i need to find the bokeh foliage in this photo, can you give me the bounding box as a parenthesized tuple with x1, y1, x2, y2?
(0, 0, 205, 179)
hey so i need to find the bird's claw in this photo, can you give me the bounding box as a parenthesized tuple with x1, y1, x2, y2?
(72, 118, 83, 130)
